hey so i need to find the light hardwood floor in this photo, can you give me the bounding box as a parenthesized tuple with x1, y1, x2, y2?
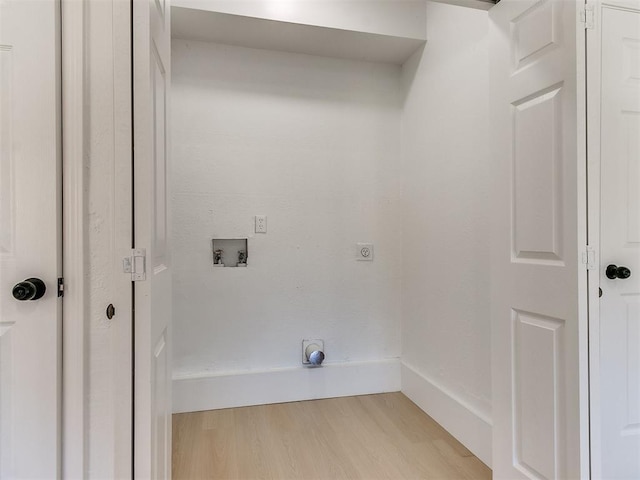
(172, 392, 491, 480)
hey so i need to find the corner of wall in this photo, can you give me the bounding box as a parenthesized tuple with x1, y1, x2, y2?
(401, 363, 492, 467)
(400, 0, 492, 469)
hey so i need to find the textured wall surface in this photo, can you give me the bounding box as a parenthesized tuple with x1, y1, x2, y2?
(171, 2, 492, 432)
(171, 40, 403, 378)
(401, 0, 492, 421)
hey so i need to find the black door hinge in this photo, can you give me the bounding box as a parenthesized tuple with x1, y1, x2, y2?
(58, 277, 64, 298)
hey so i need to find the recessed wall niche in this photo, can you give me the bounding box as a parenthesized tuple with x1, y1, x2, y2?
(212, 238, 248, 267)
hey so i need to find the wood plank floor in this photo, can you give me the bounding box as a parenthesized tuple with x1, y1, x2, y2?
(172, 392, 491, 480)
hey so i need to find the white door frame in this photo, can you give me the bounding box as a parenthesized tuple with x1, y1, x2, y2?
(587, 2, 603, 476)
(577, 2, 592, 475)
(586, 1, 640, 477)
(61, 0, 87, 476)
(61, 0, 134, 477)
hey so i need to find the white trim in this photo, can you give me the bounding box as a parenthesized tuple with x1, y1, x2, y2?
(61, 1, 134, 477)
(576, 0, 592, 477)
(61, 0, 87, 477)
(173, 359, 401, 414)
(111, 1, 134, 475)
(586, 2, 603, 477)
(400, 362, 492, 468)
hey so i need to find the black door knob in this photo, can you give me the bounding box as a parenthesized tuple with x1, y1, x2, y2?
(12, 278, 46, 301)
(606, 264, 631, 280)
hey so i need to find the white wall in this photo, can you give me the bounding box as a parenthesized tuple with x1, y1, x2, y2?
(172, 0, 427, 40)
(171, 40, 403, 411)
(170, 2, 493, 464)
(400, 0, 492, 466)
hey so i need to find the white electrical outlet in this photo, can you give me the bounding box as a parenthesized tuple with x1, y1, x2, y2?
(357, 243, 374, 261)
(255, 215, 267, 233)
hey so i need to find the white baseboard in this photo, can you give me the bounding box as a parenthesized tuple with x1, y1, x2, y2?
(173, 359, 401, 414)
(401, 362, 493, 468)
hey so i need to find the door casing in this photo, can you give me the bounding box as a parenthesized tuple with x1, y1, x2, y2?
(61, 0, 87, 476)
(61, 0, 133, 477)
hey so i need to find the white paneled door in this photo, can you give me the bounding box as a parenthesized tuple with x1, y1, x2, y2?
(489, 0, 586, 478)
(133, 0, 173, 478)
(0, 0, 61, 478)
(598, 6, 640, 478)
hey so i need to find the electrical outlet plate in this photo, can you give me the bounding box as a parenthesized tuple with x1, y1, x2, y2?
(356, 243, 374, 261)
(302, 339, 324, 364)
(255, 215, 267, 233)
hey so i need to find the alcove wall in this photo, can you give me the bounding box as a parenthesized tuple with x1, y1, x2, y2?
(170, 0, 492, 465)
(171, 39, 404, 410)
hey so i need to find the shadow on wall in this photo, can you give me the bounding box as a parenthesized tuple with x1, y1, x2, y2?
(172, 39, 404, 106)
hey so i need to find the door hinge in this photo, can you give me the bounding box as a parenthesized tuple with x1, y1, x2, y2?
(582, 246, 597, 270)
(57, 277, 64, 298)
(123, 248, 146, 281)
(580, 4, 594, 30)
